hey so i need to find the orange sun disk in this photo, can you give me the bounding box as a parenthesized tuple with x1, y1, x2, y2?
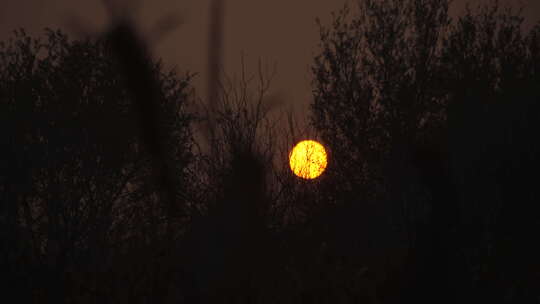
(289, 140, 328, 179)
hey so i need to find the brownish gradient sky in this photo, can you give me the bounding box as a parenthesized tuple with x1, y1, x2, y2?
(2, 0, 539, 115)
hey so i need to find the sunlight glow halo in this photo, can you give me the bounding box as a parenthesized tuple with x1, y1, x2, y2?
(289, 140, 328, 179)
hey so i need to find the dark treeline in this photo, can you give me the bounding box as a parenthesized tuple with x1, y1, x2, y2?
(1, 0, 539, 303)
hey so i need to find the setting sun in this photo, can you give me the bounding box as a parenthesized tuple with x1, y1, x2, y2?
(289, 140, 328, 179)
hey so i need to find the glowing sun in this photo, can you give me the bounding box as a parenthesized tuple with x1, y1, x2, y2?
(289, 140, 328, 179)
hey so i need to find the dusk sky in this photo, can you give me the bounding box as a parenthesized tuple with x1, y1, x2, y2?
(2, 0, 539, 114)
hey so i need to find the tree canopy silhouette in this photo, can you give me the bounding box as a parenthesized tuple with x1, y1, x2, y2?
(311, 0, 540, 302)
(0, 28, 196, 302)
(1, 0, 539, 302)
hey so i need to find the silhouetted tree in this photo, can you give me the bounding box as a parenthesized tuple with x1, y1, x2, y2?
(311, 1, 453, 302)
(3, 0, 538, 302)
(0, 28, 196, 303)
(179, 57, 305, 302)
(311, 0, 540, 302)
(441, 3, 540, 302)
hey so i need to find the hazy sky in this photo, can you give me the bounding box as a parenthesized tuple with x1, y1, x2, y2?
(2, 0, 539, 116)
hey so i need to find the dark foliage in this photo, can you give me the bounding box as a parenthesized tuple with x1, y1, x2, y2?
(1, 0, 539, 303)
(311, 0, 540, 303)
(0, 28, 196, 303)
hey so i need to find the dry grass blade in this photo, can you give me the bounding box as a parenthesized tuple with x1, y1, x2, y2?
(100, 0, 183, 227)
